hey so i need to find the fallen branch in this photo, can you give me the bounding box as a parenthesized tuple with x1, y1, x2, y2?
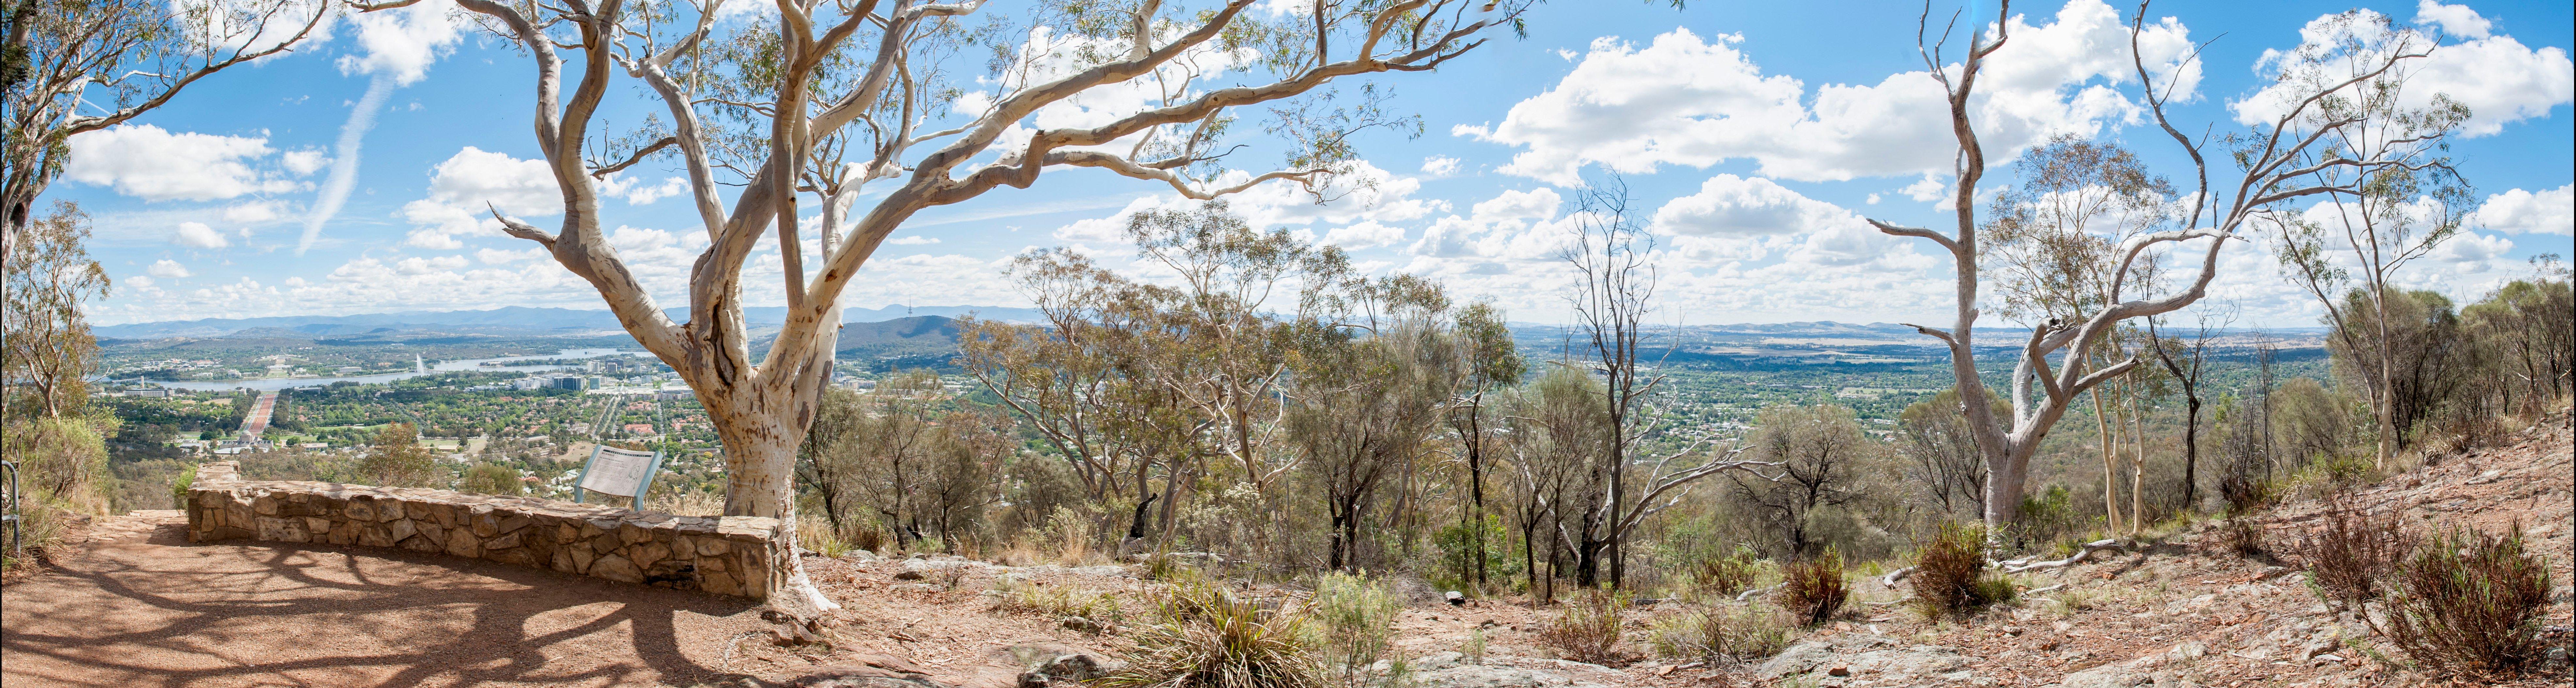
(1881, 566, 1916, 587)
(2002, 539, 2128, 574)
(1736, 582, 1785, 602)
(2023, 583, 2068, 596)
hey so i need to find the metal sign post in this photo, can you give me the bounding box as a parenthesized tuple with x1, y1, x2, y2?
(573, 444, 664, 506)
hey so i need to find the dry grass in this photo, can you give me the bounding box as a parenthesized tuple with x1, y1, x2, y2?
(1647, 604, 1794, 663)
(1535, 590, 1627, 665)
(1688, 546, 1760, 599)
(989, 574, 1123, 627)
(1098, 576, 1329, 688)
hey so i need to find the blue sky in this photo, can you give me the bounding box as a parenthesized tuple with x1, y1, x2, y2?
(53, 0, 2576, 327)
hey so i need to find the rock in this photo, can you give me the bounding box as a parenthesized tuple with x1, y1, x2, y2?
(1755, 641, 1836, 680)
(1827, 666, 1851, 677)
(1446, 591, 1466, 606)
(590, 553, 643, 583)
(1410, 651, 1466, 672)
(893, 570, 928, 581)
(1411, 664, 1605, 688)
(1033, 653, 1117, 683)
(1059, 616, 1106, 633)
(788, 654, 950, 688)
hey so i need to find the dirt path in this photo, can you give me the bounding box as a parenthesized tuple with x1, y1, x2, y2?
(3, 511, 771, 688)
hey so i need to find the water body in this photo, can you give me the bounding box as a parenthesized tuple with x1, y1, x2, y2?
(146, 348, 634, 393)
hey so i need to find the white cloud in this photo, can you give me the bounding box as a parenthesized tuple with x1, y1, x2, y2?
(1049, 160, 1440, 247)
(222, 202, 282, 223)
(1320, 222, 1405, 250)
(280, 149, 330, 175)
(400, 147, 565, 248)
(335, 0, 462, 86)
(2413, 1, 2489, 39)
(174, 222, 232, 249)
(1651, 174, 1854, 237)
(64, 125, 294, 201)
(1420, 155, 1463, 177)
(127, 275, 155, 289)
(603, 175, 688, 205)
(475, 247, 547, 264)
(2431, 231, 2513, 265)
(148, 259, 193, 279)
(889, 235, 940, 245)
(2468, 184, 2572, 235)
(1462, 1, 2199, 185)
(396, 255, 470, 274)
(2232, 8, 2572, 138)
(301, 75, 397, 254)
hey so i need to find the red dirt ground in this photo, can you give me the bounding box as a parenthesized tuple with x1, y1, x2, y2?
(2, 510, 772, 687)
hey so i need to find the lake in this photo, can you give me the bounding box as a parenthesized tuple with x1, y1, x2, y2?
(145, 348, 635, 392)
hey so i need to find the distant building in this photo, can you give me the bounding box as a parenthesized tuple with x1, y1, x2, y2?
(549, 376, 587, 390)
(623, 423, 655, 435)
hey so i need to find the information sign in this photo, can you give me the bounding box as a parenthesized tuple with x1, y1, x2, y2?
(576, 446, 662, 503)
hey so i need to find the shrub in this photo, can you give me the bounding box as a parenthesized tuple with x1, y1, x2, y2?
(1536, 590, 1627, 664)
(2294, 493, 2414, 614)
(1310, 572, 1402, 683)
(2219, 512, 2264, 558)
(2383, 525, 2553, 677)
(169, 464, 198, 509)
(1779, 550, 1850, 626)
(1101, 575, 1328, 688)
(1688, 545, 1759, 598)
(460, 463, 524, 495)
(1647, 604, 1793, 663)
(1910, 522, 2012, 619)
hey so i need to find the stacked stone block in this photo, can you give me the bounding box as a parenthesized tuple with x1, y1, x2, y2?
(184, 461, 789, 599)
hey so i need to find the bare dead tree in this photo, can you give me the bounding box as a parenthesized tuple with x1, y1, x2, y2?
(2146, 301, 2230, 511)
(1865, 0, 2464, 529)
(1559, 180, 1775, 587)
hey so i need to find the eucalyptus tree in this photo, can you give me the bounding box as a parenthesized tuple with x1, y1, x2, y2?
(1981, 135, 2173, 534)
(1444, 300, 1520, 587)
(349, 0, 1528, 615)
(2268, 10, 2473, 467)
(1, 201, 105, 418)
(1286, 272, 1455, 571)
(1864, 0, 2468, 529)
(1, 0, 326, 237)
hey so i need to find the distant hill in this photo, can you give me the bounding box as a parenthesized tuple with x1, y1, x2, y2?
(95, 304, 1044, 339)
(832, 316, 968, 370)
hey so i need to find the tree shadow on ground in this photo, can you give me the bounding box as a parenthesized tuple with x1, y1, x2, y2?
(2, 519, 768, 688)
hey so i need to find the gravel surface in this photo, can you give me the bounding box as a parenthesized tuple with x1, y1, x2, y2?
(2, 510, 771, 687)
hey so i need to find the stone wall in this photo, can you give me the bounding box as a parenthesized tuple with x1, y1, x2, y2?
(185, 461, 788, 599)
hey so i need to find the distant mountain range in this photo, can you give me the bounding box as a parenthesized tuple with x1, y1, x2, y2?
(95, 304, 1046, 339)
